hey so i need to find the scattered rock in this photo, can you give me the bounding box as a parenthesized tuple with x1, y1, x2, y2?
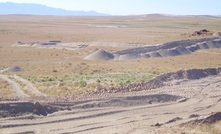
(154, 123, 162, 127)
(181, 29, 214, 37)
(189, 114, 199, 118)
(166, 117, 182, 124)
(192, 29, 213, 36)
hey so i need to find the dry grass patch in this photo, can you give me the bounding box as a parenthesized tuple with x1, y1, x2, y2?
(0, 79, 14, 98)
(22, 72, 156, 95)
(160, 121, 221, 134)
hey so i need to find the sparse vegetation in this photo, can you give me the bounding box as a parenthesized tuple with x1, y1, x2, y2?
(0, 79, 14, 98)
(0, 15, 221, 133)
(22, 72, 156, 95)
(161, 121, 221, 134)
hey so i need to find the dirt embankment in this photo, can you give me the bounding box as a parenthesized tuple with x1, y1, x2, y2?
(96, 68, 221, 93)
(182, 112, 221, 126)
(114, 37, 221, 59)
(0, 102, 61, 117)
(83, 37, 221, 60)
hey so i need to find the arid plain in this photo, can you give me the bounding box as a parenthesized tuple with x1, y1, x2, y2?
(1, 15, 221, 134)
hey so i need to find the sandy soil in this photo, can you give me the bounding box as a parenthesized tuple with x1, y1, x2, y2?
(0, 74, 221, 134)
(0, 15, 221, 134)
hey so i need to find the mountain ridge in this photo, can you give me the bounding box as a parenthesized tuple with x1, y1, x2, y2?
(0, 2, 109, 16)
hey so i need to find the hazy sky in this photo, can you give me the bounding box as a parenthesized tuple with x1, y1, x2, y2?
(0, 0, 220, 15)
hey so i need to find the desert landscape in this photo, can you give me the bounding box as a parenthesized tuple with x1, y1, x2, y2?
(0, 14, 221, 134)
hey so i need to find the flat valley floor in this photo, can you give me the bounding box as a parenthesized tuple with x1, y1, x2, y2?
(0, 15, 221, 133)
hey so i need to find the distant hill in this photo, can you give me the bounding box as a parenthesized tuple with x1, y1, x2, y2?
(0, 2, 109, 16)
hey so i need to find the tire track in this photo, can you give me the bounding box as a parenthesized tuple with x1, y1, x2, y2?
(13, 75, 47, 97)
(0, 110, 126, 128)
(0, 74, 28, 98)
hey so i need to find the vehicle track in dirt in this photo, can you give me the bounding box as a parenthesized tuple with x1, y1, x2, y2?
(0, 73, 46, 98)
(0, 74, 28, 98)
(13, 75, 47, 97)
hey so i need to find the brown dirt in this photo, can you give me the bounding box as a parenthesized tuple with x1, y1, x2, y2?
(1, 71, 221, 133)
(0, 15, 221, 133)
(84, 49, 114, 60)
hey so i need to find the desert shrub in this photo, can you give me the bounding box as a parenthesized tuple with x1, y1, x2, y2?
(53, 69, 58, 72)
(96, 79, 101, 83)
(76, 80, 87, 88)
(126, 80, 131, 84)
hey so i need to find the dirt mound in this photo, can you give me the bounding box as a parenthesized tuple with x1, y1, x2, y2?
(200, 39, 221, 49)
(186, 44, 200, 52)
(158, 48, 181, 57)
(145, 68, 221, 89)
(197, 42, 209, 49)
(149, 52, 161, 57)
(204, 41, 216, 48)
(191, 38, 221, 50)
(84, 49, 114, 60)
(176, 46, 192, 54)
(115, 46, 158, 55)
(114, 37, 221, 60)
(212, 39, 221, 48)
(1, 66, 23, 73)
(118, 53, 141, 60)
(0, 102, 60, 117)
(141, 53, 151, 58)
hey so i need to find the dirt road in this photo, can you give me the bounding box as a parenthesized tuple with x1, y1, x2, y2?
(0, 74, 28, 98)
(13, 75, 47, 97)
(0, 75, 221, 133)
(0, 74, 46, 98)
